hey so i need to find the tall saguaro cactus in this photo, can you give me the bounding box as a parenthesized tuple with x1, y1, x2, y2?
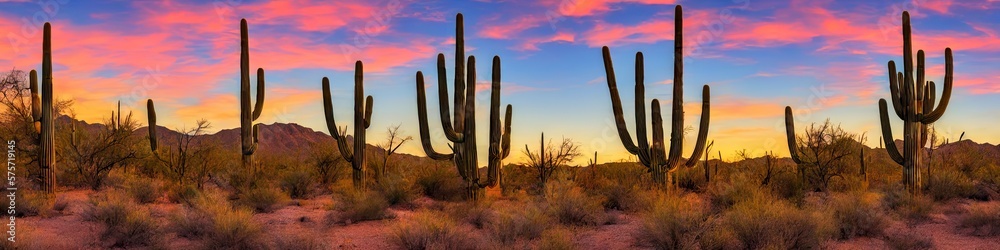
(415, 13, 513, 201)
(602, 5, 710, 187)
(322, 61, 373, 189)
(146, 99, 158, 152)
(30, 23, 56, 193)
(240, 19, 266, 172)
(879, 11, 952, 193)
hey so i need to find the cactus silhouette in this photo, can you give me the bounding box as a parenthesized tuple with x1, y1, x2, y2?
(146, 99, 158, 152)
(29, 23, 56, 193)
(415, 13, 512, 201)
(878, 11, 952, 193)
(322, 61, 373, 190)
(601, 5, 710, 187)
(240, 19, 266, 172)
(784, 106, 804, 176)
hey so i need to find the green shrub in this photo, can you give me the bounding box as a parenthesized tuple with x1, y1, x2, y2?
(328, 190, 391, 224)
(925, 170, 976, 201)
(487, 204, 550, 244)
(636, 193, 707, 249)
(280, 169, 315, 199)
(830, 192, 887, 239)
(236, 186, 288, 213)
(544, 179, 607, 226)
(126, 177, 161, 204)
(958, 202, 1000, 237)
(720, 198, 825, 249)
(414, 163, 465, 201)
(391, 210, 481, 250)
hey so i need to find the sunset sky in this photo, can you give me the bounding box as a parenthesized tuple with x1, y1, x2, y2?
(1, 0, 997, 165)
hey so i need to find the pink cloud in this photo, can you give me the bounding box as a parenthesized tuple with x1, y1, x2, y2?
(542, 0, 677, 17)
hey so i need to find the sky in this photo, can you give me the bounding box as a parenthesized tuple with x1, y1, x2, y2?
(0, 0, 997, 165)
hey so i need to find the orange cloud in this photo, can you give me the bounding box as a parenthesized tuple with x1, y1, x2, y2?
(543, 0, 677, 17)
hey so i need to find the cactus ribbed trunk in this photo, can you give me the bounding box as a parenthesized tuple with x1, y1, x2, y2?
(601, 5, 710, 189)
(38, 23, 55, 193)
(322, 61, 373, 190)
(240, 19, 265, 173)
(878, 11, 952, 194)
(415, 13, 512, 202)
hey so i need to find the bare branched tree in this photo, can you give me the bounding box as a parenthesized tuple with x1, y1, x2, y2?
(522, 133, 580, 188)
(63, 106, 142, 190)
(150, 119, 217, 187)
(375, 124, 412, 182)
(792, 120, 856, 191)
(0, 69, 72, 187)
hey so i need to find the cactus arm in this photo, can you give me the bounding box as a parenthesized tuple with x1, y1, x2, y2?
(650, 99, 666, 169)
(916, 50, 925, 104)
(920, 48, 952, 123)
(480, 56, 504, 189)
(633, 52, 652, 166)
(29, 70, 40, 122)
(147, 99, 157, 151)
(364, 95, 373, 129)
(683, 85, 710, 168)
(247, 124, 259, 155)
(601, 46, 641, 156)
(435, 54, 464, 143)
(887, 61, 905, 119)
(501, 104, 512, 159)
(460, 56, 479, 181)
(322, 77, 353, 161)
(415, 71, 454, 160)
(784, 106, 803, 164)
(666, 5, 685, 169)
(252, 68, 265, 121)
(923, 81, 935, 114)
(879, 99, 905, 165)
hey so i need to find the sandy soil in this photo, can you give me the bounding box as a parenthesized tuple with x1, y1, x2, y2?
(16, 190, 1000, 250)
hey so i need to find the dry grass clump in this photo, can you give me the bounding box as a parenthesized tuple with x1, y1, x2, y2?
(829, 191, 887, 239)
(884, 230, 934, 250)
(958, 201, 1000, 237)
(235, 185, 288, 213)
(543, 179, 607, 226)
(391, 210, 482, 250)
(15, 190, 53, 217)
(635, 192, 708, 249)
(327, 190, 392, 225)
(537, 227, 576, 250)
(486, 203, 551, 244)
(709, 198, 827, 250)
(170, 189, 268, 250)
(82, 191, 162, 248)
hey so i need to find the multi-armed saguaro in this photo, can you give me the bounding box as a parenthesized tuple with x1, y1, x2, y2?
(30, 23, 56, 193)
(602, 5, 710, 187)
(240, 19, 266, 172)
(416, 13, 512, 201)
(878, 11, 952, 193)
(322, 61, 373, 189)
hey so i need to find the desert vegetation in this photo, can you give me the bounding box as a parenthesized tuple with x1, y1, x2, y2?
(0, 4, 998, 250)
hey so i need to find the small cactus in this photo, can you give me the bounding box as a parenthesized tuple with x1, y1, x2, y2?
(415, 13, 512, 201)
(322, 61, 373, 190)
(601, 5, 710, 187)
(239, 19, 266, 172)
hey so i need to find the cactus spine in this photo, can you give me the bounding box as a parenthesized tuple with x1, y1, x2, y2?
(415, 13, 512, 201)
(602, 5, 710, 187)
(322, 61, 373, 189)
(878, 11, 952, 193)
(240, 19, 266, 172)
(29, 23, 56, 193)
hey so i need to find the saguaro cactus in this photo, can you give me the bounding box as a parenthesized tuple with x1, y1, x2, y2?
(30, 23, 56, 193)
(784, 106, 804, 176)
(322, 61, 373, 189)
(146, 99, 158, 152)
(240, 19, 266, 172)
(878, 11, 952, 193)
(602, 5, 710, 187)
(415, 13, 512, 201)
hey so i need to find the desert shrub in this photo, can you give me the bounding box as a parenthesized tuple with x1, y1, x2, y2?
(328, 190, 391, 224)
(236, 186, 288, 213)
(82, 191, 162, 248)
(444, 202, 494, 229)
(538, 227, 575, 250)
(377, 173, 417, 206)
(126, 177, 162, 204)
(543, 179, 606, 226)
(414, 162, 465, 201)
(925, 170, 976, 201)
(768, 171, 807, 205)
(51, 195, 69, 212)
(205, 206, 266, 250)
(720, 198, 825, 249)
(273, 233, 329, 250)
(636, 193, 707, 249)
(487, 204, 550, 244)
(675, 165, 708, 191)
(391, 210, 481, 250)
(699, 220, 742, 250)
(167, 183, 201, 204)
(958, 202, 1000, 236)
(280, 168, 315, 199)
(589, 179, 654, 212)
(884, 230, 933, 250)
(15, 190, 53, 217)
(881, 185, 934, 222)
(830, 191, 887, 239)
(709, 174, 771, 210)
(169, 205, 213, 239)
